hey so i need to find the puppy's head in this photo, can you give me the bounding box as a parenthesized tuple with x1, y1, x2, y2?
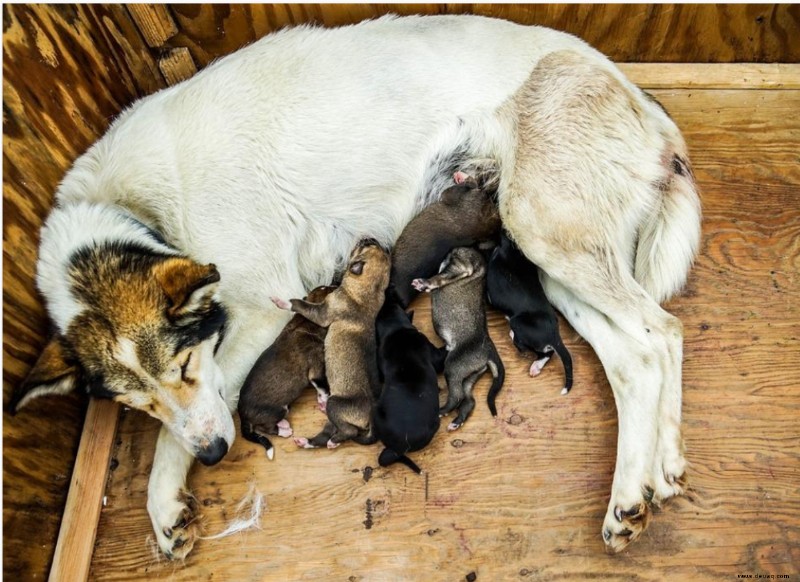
(14, 250, 235, 466)
(343, 240, 391, 298)
(439, 246, 486, 279)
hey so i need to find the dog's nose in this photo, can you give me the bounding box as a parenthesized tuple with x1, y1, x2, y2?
(196, 437, 229, 466)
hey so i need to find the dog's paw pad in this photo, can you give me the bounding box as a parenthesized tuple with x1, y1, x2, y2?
(155, 494, 201, 560)
(277, 426, 293, 438)
(411, 279, 429, 292)
(294, 437, 314, 449)
(447, 422, 461, 431)
(270, 296, 291, 310)
(326, 439, 340, 449)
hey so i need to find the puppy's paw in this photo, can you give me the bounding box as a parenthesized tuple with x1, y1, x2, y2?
(446, 421, 462, 431)
(453, 171, 469, 185)
(528, 356, 550, 377)
(294, 437, 316, 449)
(411, 279, 431, 293)
(270, 296, 291, 310)
(602, 498, 651, 554)
(150, 490, 201, 560)
(276, 419, 293, 438)
(326, 439, 340, 449)
(316, 392, 329, 413)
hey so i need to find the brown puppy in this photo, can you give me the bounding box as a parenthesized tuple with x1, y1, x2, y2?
(388, 169, 501, 307)
(271, 240, 390, 448)
(238, 285, 336, 460)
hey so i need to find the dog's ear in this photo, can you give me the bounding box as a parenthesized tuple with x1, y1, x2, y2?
(406, 310, 415, 323)
(154, 258, 221, 320)
(349, 261, 365, 276)
(11, 336, 79, 414)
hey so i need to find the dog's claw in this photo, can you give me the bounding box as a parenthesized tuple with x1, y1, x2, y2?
(603, 502, 651, 553)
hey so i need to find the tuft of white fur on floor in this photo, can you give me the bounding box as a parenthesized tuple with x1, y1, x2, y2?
(199, 482, 266, 540)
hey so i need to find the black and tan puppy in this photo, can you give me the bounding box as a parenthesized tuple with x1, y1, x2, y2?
(389, 170, 501, 307)
(412, 246, 505, 430)
(487, 232, 574, 395)
(238, 285, 336, 460)
(271, 240, 390, 448)
(374, 298, 447, 473)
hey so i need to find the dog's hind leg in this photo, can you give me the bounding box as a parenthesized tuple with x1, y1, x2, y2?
(148, 427, 200, 559)
(540, 275, 663, 553)
(447, 367, 485, 430)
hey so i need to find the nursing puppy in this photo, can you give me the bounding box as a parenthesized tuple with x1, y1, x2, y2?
(272, 241, 389, 448)
(487, 232, 574, 394)
(238, 285, 336, 460)
(412, 247, 505, 430)
(374, 298, 447, 473)
(389, 170, 501, 307)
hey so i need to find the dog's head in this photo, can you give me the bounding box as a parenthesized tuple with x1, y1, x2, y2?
(343, 240, 391, 299)
(13, 250, 234, 466)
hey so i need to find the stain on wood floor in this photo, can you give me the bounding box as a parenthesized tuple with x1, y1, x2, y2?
(88, 74, 800, 581)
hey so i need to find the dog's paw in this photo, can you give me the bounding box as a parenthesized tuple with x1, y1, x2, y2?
(151, 490, 201, 560)
(601, 498, 651, 554)
(270, 296, 291, 310)
(326, 439, 340, 449)
(276, 419, 293, 438)
(294, 437, 316, 449)
(411, 278, 431, 293)
(453, 171, 469, 185)
(651, 443, 688, 504)
(316, 392, 329, 413)
(446, 421, 462, 431)
(528, 356, 550, 377)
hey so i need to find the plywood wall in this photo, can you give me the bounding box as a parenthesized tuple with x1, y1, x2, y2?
(2, 4, 798, 580)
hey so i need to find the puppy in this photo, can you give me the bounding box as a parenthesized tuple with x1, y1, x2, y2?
(389, 170, 501, 307)
(374, 298, 447, 473)
(272, 240, 390, 448)
(487, 232, 574, 395)
(412, 246, 505, 430)
(238, 285, 336, 459)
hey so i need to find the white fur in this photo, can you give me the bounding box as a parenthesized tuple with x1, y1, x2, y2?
(35, 15, 700, 557)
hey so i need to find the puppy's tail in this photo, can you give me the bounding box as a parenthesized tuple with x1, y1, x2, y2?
(486, 352, 506, 417)
(378, 448, 422, 474)
(554, 339, 573, 395)
(634, 134, 702, 304)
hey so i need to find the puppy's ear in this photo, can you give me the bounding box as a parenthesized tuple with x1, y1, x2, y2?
(406, 310, 415, 323)
(10, 336, 80, 414)
(349, 261, 365, 276)
(154, 257, 220, 321)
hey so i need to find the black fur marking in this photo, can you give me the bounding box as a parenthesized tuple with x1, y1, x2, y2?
(172, 301, 228, 354)
(85, 372, 120, 400)
(119, 212, 173, 249)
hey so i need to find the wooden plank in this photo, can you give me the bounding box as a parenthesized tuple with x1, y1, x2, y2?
(158, 47, 197, 85)
(48, 400, 120, 582)
(2, 5, 164, 581)
(619, 63, 800, 89)
(127, 4, 178, 48)
(88, 87, 800, 580)
(167, 4, 800, 68)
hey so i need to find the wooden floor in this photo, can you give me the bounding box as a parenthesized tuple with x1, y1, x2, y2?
(88, 66, 800, 581)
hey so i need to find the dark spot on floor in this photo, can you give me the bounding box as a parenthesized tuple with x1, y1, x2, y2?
(508, 414, 523, 425)
(700, 323, 710, 331)
(362, 466, 373, 482)
(427, 528, 440, 536)
(364, 498, 374, 530)
(451, 439, 464, 448)
(466, 572, 477, 582)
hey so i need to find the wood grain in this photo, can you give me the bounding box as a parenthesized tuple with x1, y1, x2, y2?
(48, 400, 120, 582)
(127, 4, 178, 48)
(619, 63, 800, 90)
(162, 4, 800, 67)
(87, 84, 800, 580)
(2, 5, 164, 581)
(158, 47, 197, 86)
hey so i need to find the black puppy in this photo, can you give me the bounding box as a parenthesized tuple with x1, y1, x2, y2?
(486, 232, 574, 394)
(374, 297, 446, 473)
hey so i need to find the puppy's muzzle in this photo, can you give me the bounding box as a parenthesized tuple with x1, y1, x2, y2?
(196, 437, 229, 466)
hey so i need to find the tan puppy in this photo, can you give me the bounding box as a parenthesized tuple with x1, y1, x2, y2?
(271, 240, 390, 448)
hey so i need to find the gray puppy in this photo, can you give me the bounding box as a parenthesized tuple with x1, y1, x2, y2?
(412, 246, 505, 430)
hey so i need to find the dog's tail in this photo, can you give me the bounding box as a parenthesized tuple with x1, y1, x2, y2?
(378, 448, 422, 474)
(634, 133, 702, 304)
(554, 339, 573, 396)
(486, 352, 506, 417)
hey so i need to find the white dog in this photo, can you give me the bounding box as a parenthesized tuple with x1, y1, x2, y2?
(13, 15, 700, 557)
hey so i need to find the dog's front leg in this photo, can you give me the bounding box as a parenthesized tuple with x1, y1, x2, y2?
(147, 426, 198, 559)
(271, 296, 333, 328)
(411, 269, 472, 293)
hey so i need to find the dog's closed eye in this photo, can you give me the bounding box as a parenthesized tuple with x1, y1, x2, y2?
(350, 261, 365, 275)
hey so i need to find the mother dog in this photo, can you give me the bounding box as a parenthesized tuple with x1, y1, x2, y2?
(13, 15, 700, 558)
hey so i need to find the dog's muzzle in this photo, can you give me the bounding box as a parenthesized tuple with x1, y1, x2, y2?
(196, 437, 229, 466)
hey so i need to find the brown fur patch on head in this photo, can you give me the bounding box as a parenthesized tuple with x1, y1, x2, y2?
(152, 258, 220, 320)
(342, 243, 391, 307)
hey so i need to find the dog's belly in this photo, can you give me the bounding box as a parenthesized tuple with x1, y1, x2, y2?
(55, 15, 607, 304)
